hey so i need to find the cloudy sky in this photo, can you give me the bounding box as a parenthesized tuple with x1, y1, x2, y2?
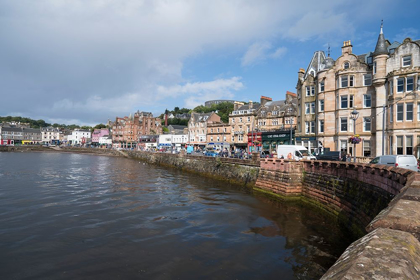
(1, 0, 419, 126)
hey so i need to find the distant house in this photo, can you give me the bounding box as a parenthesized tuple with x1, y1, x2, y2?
(41, 127, 63, 145)
(188, 112, 221, 147)
(67, 129, 91, 145)
(167, 125, 187, 134)
(92, 128, 110, 145)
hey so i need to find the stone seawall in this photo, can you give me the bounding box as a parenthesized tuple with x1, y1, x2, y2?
(123, 150, 260, 187)
(256, 158, 420, 279)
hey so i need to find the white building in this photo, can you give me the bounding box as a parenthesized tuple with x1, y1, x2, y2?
(67, 129, 91, 145)
(41, 127, 62, 144)
(158, 133, 188, 151)
(99, 135, 112, 146)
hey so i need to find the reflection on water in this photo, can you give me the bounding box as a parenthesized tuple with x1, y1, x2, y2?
(0, 152, 353, 280)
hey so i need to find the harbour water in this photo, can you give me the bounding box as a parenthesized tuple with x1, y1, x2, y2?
(0, 152, 353, 279)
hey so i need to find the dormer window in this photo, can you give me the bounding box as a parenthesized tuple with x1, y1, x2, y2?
(403, 55, 412, 67)
(344, 62, 350, 69)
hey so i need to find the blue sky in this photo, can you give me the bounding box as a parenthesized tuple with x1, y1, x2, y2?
(1, 0, 419, 126)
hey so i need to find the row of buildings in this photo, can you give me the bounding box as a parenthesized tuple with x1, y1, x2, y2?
(110, 92, 298, 153)
(0, 123, 97, 146)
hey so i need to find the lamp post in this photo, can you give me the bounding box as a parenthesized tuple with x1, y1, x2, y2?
(350, 109, 359, 163)
(288, 107, 293, 144)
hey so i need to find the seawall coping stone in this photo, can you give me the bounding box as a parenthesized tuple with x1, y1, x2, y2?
(321, 228, 420, 280)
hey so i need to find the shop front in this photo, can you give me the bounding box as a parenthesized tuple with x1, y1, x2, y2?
(296, 136, 317, 154)
(261, 131, 293, 153)
(247, 132, 262, 153)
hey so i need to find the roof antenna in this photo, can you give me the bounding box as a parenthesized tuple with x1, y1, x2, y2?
(327, 44, 330, 57)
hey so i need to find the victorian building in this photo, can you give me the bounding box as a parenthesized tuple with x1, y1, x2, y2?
(188, 112, 220, 148)
(252, 93, 298, 152)
(296, 23, 420, 158)
(229, 101, 260, 150)
(112, 111, 162, 148)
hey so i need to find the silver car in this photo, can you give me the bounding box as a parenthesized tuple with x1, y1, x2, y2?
(369, 155, 419, 172)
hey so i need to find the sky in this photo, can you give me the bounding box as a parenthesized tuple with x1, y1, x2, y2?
(1, 0, 419, 126)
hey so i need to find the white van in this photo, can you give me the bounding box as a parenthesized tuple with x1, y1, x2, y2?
(276, 145, 316, 160)
(369, 155, 419, 172)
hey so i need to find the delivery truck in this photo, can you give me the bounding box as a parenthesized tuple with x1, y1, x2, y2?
(276, 145, 316, 160)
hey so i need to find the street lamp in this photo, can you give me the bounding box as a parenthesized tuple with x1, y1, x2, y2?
(350, 109, 359, 162)
(288, 107, 293, 144)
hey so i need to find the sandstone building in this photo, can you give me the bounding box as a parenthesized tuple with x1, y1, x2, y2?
(296, 23, 420, 158)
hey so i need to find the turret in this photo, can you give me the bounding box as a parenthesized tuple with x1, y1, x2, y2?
(373, 21, 388, 84)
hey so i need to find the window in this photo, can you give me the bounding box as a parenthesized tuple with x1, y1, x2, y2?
(418, 103, 420, 120)
(397, 78, 404, 93)
(364, 94, 371, 108)
(306, 86, 310, 96)
(390, 105, 394, 122)
(397, 136, 403, 154)
(319, 120, 324, 133)
(349, 75, 354, 87)
(406, 136, 413, 155)
(319, 81, 325, 92)
(341, 76, 348, 88)
(341, 96, 348, 109)
(418, 77, 420, 91)
(305, 121, 315, 134)
(373, 62, 377, 74)
(311, 102, 315, 114)
(341, 118, 348, 132)
(406, 103, 413, 121)
(403, 55, 412, 67)
(340, 140, 347, 154)
(363, 117, 371, 131)
(397, 103, 404, 121)
(349, 95, 354, 108)
(305, 102, 315, 114)
(344, 62, 350, 69)
(364, 74, 372, 86)
(210, 136, 213, 141)
(363, 140, 371, 157)
(407, 77, 414, 92)
(239, 117, 242, 123)
(311, 86, 315, 96)
(217, 136, 220, 142)
(319, 100, 324, 112)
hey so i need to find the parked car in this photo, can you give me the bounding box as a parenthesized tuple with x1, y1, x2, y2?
(316, 151, 342, 161)
(369, 155, 419, 172)
(204, 149, 219, 157)
(260, 150, 272, 158)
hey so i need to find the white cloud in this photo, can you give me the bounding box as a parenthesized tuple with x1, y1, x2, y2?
(0, 0, 398, 124)
(241, 42, 287, 66)
(271, 47, 287, 59)
(157, 77, 243, 108)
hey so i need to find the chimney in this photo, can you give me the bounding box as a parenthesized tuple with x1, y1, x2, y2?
(260, 96, 272, 107)
(298, 68, 305, 80)
(249, 100, 253, 109)
(234, 101, 244, 111)
(342, 40, 352, 55)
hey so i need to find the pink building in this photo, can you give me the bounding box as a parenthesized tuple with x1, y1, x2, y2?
(92, 128, 110, 145)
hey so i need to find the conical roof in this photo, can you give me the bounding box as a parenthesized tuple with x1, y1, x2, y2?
(374, 22, 388, 55)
